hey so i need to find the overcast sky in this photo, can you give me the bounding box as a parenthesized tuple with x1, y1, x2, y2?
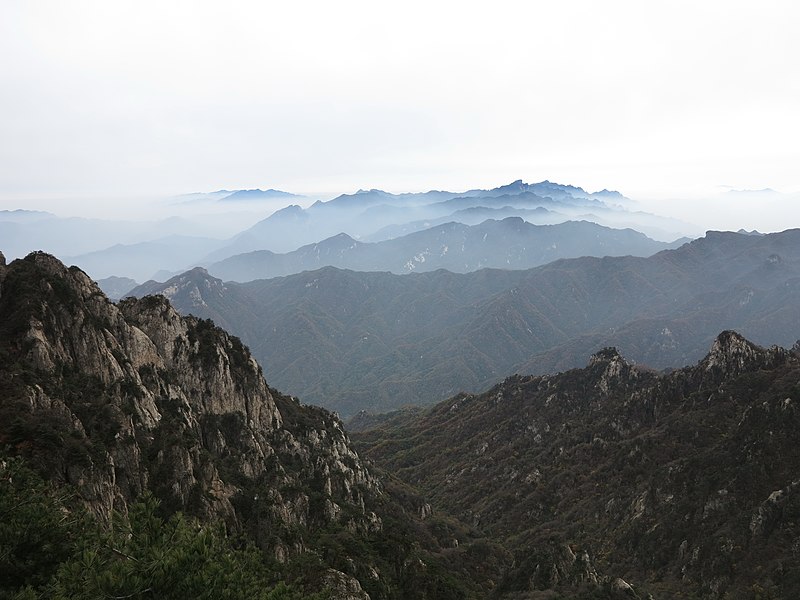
(1, 0, 799, 212)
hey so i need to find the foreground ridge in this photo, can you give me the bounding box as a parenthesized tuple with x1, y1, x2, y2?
(0, 252, 499, 599)
(353, 331, 800, 598)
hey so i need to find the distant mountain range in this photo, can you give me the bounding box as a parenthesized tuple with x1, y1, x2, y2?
(96, 275, 138, 300)
(208, 179, 691, 261)
(0, 209, 54, 222)
(207, 218, 686, 282)
(129, 229, 800, 416)
(175, 188, 301, 203)
(4, 179, 694, 284)
(218, 188, 301, 202)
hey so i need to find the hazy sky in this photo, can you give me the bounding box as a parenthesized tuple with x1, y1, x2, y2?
(1, 0, 799, 210)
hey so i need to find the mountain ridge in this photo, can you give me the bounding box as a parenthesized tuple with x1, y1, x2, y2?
(207, 217, 681, 282)
(351, 330, 800, 598)
(129, 229, 800, 416)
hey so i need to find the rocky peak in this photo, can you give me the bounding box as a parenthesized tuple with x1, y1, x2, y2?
(151, 267, 226, 309)
(701, 329, 787, 376)
(588, 347, 633, 394)
(589, 346, 625, 365)
(0, 252, 381, 562)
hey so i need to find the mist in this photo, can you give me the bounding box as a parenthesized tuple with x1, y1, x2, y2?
(636, 189, 800, 235)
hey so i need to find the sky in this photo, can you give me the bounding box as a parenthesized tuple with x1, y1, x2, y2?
(1, 0, 799, 219)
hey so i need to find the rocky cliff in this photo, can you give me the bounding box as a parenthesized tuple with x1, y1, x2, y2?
(0, 252, 493, 599)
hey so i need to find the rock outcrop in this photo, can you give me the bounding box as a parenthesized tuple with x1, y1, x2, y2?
(0, 251, 511, 599)
(0, 253, 391, 596)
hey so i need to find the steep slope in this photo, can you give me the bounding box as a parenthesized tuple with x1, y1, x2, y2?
(0, 252, 499, 599)
(353, 332, 800, 598)
(208, 218, 679, 282)
(129, 229, 800, 416)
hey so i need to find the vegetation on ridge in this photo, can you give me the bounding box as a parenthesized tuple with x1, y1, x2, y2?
(353, 334, 800, 598)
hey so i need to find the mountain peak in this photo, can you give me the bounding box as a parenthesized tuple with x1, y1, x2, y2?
(187, 265, 211, 276)
(327, 232, 357, 242)
(219, 188, 298, 202)
(269, 204, 305, 217)
(701, 330, 785, 375)
(26, 250, 69, 272)
(592, 189, 625, 200)
(588, 347, 632, 394)
(589, 346, 625, 364)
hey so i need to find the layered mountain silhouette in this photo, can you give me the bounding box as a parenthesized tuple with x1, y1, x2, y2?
(19, 180, 693, 283)
(207, 218, 683, 282)
(130, 229, 800, 416)
(200, 180, 693, 261)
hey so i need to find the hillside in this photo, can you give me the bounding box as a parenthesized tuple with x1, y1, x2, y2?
(130, 229, 800, 416)
(352, 332, 800, 598)
(4, 250, 800, 598)
(0, 251, 501, 599)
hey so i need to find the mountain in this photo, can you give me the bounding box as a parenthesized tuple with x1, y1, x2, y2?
(352, 331, 800, 598)
(0, 209, 54, 222)
(202, 204, 314, 262)
(174, 188, 301, 204)
(205, 179, 691, 262)
(0, 251, 503, 599)
(96, 275, 138, 300)
(10, 250, 792, 598)
(363, 206, 567, 240)
(129, 229, 800, 416)
(64, 234, 228, 281)
(207, 218, 681, 282)
(219, 188, 301, 202)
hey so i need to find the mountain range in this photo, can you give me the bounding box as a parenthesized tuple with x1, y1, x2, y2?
(3, 250, 798, 597)
(14, 180, 694, 285)
(206, 180, 691, 263)
(206, 218, 685, 282)
(129, 228, 800, 416)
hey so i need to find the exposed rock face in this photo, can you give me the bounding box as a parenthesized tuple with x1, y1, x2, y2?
(701, 329, 788, 377)
(1, 252, 515, 599)
(0, 252, 382, 592)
